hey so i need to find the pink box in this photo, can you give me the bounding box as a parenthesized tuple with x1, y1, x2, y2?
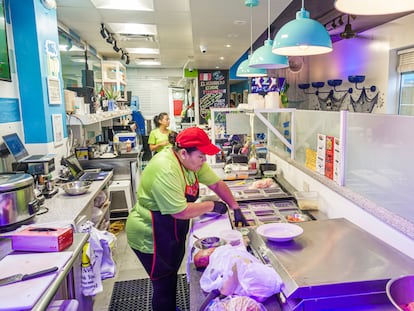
(11, 227, 73, 252)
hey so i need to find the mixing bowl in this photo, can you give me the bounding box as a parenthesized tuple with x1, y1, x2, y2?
(386, 275, 414, 310)
(61, 181, 91, 196)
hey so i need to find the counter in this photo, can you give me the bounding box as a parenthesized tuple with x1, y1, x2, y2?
(189, 216, 414, 310)
(36, 172, 113, 229)
(0, 173, 113, 310)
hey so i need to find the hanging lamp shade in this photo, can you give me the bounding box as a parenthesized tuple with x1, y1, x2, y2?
(335, 0, 414, 15)
(236, 56, 267, 77)
(249, 39, 289, 69)
(272, 8, 332, 56)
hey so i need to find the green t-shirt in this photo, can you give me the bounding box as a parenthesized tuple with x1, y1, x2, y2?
(148, 128, 171, 152)
(126, 148, 220, 253)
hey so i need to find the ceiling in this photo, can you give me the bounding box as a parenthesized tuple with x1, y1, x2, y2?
(55, 0, 411, 71)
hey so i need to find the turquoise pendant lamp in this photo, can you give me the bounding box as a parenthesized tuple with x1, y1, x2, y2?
(249, 0, 289, 69)
(272, 0, 332, 56)
(237, 55, 267, 77)
(236, 1, 267, 77)
(335, 0, 414, 15)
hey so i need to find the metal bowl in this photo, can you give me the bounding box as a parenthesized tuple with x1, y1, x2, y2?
(61, 181, 91, 196)
(194, 236, 225, 250)
(286, 213, 311, 223)
(386, 275, 414, 310)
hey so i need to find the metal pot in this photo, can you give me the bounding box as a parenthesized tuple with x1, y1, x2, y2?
(0, 173, 39, 230)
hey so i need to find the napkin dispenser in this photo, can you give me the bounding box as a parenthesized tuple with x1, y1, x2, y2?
(11, 227, 73, 252)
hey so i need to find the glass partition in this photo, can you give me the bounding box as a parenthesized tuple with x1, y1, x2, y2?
(346, 113, 414, 222)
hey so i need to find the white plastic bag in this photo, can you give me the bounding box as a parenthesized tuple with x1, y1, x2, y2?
(200, 245, 282, 302)
(80, 221, 117, 296)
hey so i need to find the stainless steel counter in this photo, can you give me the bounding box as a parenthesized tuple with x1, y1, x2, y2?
(248, 218, 414, 310)
(31, 233, 90, 311)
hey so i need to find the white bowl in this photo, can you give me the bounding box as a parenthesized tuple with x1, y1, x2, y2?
(256, 223, 303, 242)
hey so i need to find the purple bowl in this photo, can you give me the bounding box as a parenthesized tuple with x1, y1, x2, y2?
(386, 275, 414, 310)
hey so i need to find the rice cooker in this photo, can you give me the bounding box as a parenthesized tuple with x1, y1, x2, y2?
(0, 173, 39, 231)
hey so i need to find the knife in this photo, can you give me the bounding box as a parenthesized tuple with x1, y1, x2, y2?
(0, 266, 58, 286)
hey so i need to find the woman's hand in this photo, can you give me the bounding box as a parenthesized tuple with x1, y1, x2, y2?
(233, 209, 248, 227)
(212, 201, 228, 214)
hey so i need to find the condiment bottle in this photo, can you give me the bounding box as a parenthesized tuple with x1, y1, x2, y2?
(248, 145, 257, 170)
(126, 139, 132, 152)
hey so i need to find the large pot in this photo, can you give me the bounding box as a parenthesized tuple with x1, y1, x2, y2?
(0, 173, 39, 230)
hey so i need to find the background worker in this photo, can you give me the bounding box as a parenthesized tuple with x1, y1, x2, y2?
(148, 112, 171, 154)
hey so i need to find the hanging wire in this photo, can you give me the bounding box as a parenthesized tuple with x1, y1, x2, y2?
(267, 0, 270, 40)
(250, 5, 253, 54)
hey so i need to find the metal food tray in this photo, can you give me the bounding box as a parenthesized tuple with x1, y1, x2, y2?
(229, 199, 308, 227)
(224, 179, 292, 201)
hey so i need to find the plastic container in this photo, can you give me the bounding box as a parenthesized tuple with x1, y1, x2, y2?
(386, 275, 414, 311)
(294, 191, 319, 210)
(220, 229, 243, 246)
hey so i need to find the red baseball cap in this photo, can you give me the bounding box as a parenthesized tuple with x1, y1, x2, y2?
(176, 127, 220, 155)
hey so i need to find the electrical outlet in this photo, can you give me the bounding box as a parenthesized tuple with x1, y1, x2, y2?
(303, 181, 309, 192)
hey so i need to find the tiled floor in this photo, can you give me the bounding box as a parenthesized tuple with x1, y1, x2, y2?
(92, 224, 187, 310)
(93, 228, 147, 310)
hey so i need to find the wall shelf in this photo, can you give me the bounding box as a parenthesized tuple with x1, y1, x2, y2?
(66, 109, 132, 126)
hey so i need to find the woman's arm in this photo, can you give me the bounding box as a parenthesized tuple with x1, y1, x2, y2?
(208, 180, 240, 210)
(173, 201, 214, 219)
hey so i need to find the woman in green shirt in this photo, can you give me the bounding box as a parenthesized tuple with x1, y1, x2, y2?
(126, 127, 247, 311)
(148, 112, 171, 154)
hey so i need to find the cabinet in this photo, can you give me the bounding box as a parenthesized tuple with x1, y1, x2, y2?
(102, 61, 127, 101)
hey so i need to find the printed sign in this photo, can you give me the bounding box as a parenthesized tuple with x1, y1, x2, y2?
(198, 70, 228, 124)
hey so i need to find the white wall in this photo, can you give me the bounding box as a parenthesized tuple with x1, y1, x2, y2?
(308, 13, 414, 114)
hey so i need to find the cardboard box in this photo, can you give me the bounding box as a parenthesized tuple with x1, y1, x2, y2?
(333, 137, 342, 184)
(11, 227, 73, 252)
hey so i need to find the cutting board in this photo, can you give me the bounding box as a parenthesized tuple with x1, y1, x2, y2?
(0, 251, 73, 310)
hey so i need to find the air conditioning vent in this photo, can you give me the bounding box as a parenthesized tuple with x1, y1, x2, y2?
(118, 34, 157, 42)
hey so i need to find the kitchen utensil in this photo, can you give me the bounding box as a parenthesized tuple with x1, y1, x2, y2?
(60, 181, 91, 196)
(0, 266, 58, 286)
(194, 236, 224, 249)
(256, 223, 304, 242)
(199, 213, 223, 223)
(386, 275, 414, 311)
(0, 173, 39, 230)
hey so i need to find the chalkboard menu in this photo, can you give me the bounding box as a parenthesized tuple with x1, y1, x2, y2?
(198, 70, 228, 124)
(0, 0, 11, 81)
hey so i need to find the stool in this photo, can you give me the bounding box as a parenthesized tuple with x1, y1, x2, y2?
(109, 180, 133, 213)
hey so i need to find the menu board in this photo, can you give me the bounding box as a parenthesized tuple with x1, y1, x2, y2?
(198, 70, 228, 124)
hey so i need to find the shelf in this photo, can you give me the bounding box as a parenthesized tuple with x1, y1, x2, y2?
(66, 109, 132, 125)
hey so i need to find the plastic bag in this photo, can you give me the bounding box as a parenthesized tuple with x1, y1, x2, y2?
(80, 221, 117, 296)
(200, 245, 282, 302)
(206, 295, 267, 311)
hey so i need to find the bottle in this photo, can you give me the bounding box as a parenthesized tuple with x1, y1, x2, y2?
(248, 145, 257, 171)
(126, 139, 132, 152)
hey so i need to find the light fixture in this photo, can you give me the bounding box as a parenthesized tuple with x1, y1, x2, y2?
(272, 0, 332, 56)
(236, 2, 267, 77)
(100, 23, 109, 39)
(249, 0, 289, 69)
(113, 41, 121, 52)
(334, 0, 414, 15)
(106, 34, 114, 44)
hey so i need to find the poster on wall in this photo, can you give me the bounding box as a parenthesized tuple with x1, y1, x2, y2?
(52, 114, 64, 146)
(251, 77, 285, 95)
(47, 76, 62, 105)
(198, 70, 228, 124)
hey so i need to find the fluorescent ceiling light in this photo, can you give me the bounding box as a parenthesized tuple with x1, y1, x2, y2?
(91, 0, 154, 11)
(334, 0, 414, 15)
(108, 23, 157, 35)
(135, 59, 161, 66)
(126, 48, 159, 54)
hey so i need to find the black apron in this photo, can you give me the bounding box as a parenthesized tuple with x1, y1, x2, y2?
(149, 153, 199, 280)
